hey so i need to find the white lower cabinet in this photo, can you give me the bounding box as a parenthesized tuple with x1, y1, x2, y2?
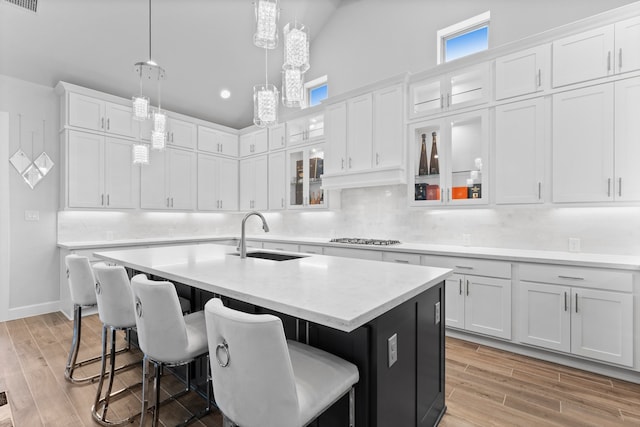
(519, 264, 633, 367)
(422, 255, 512, 339)
(445, 273, 512, 339)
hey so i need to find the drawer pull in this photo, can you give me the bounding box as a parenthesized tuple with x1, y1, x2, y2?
(564, 291, 568, 311)
(394, 259, 410, 264)
(455, 265, 473, 270)
(558, 275, 584, 281)
(575, 293, 579, 313)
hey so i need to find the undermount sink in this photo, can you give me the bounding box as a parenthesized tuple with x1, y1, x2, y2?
(230, 251, 307, 261)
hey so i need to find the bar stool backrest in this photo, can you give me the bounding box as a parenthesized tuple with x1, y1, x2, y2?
(65, 254, 97, 307)
(92, 263, 136, 329)
(204, 298, 300, 427)
(130, 274, 189, 363)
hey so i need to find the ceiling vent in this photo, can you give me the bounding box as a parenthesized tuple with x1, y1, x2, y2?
(4, 0, 37, 13)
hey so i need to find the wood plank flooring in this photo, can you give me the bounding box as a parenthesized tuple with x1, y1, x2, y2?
(1, 312, 640, 426)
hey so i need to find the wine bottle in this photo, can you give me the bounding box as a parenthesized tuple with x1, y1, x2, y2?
(418, 133, 428, 176)
(429, 131, 439, 175)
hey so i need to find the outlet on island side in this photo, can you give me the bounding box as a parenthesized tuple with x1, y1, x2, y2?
(388, 333, 398, 368)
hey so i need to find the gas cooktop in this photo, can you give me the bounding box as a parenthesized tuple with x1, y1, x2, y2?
(329, 238, 401, 246)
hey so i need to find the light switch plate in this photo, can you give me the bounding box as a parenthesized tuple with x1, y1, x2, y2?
(388, 333, 398, 367)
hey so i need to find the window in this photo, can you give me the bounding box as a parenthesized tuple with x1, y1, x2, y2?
(305, 75, 328, 107)
(437, 11, 490, 64)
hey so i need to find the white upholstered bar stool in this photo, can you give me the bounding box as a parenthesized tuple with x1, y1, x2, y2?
(91, 262, 142, 426)
(64, 254, 114, 383)
(130, 274, 211, 427)
(204, 298, 360, 427)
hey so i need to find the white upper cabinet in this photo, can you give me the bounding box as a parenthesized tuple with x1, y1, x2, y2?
(409, 62, 490, 119)
(495, 98, 546, 204)
(287, 112, 324, 146)
(268, 151, 287, 210)
(552, 17, 640, 88)
(268, 123, 286, 151)
(239, 129, 268, 157)
(373, 84, 404, 169)
(167, 117, 196, 150)
(198, 125, 238, 157)
(553, 78, 640, 204)
(323, 102, 347, 175)
(68, 92, 138, 138)
(346, 93, 373, 172)
(141, 147, 196, 210)
(495, 44, 550, 100)
(66, 130, 135, 209)
(197, 153, 238, 211)
(615, 16, 640, 74)
(239, 155, 268, 211)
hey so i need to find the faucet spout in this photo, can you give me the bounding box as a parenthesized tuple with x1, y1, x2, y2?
(239, 211, 270, 258)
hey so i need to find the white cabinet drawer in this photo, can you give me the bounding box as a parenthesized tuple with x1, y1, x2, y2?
(299, 245, 323, 255)
(262, 242, 299, 252)
(519, 263, 632, 292)
(324, 246, 383, 261)
(382, 251, 421, 265)
(421, 255, 511, 279)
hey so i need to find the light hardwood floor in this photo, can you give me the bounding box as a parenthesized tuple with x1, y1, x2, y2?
(1, 311, 640, 426)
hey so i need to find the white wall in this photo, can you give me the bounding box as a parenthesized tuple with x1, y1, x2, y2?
(0, 113, 10, 321)
(0, 75, 59, 319)
(303, 0, 639, 99)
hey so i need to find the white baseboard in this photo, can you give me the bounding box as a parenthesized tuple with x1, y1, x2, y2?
(6, 301, 61, 321)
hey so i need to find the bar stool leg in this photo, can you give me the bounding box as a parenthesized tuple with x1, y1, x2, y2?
(139, 355, 151, 427)
(64, 304, 83, 381)
(152, 361, 162, 427)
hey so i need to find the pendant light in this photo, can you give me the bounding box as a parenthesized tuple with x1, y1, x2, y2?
(253, 48, 279, 127)
(254, 0, 279, 49)
(132, 0, 164, 164)
(281, 15, 310, 108)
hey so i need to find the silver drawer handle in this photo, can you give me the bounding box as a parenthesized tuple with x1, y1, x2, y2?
(455, 265, 473, 270)
(394, 259, 409, 264)
(558, 275, 584, 281)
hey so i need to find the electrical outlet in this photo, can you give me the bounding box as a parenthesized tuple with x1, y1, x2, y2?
(387, 333, 398, 367)
(24, 210, 39, 221)
(568, 238, 581, 252)
(462, 234, 471, 246)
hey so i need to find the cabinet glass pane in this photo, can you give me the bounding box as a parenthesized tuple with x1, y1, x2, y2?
(413, 124, 442, 202)
(450, 68, 484, 107)
(308, 146, 324, 206)
(289, 150, 304, 207)
(412, 80, 441, 115)
(450, 116, 483, 200)
(288, 113, 324, 145)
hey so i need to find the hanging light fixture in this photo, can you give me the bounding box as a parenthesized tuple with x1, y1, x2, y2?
(283, 21, 309, 72)
(132, 143, 150, 165)
(254, 48, 279, 127)
(281, 67, 304, 108)
(151, 73, 167, 150)
(254, 0, 279, 49)
(132, 0, 165, 122)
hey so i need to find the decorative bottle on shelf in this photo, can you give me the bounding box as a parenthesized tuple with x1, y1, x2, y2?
(429, 131, 439, 175)
(418, 133, 428, 176)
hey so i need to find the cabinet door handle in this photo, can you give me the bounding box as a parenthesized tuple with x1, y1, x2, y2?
(166, 197, 170, 207)
(101, 117, 105, 129)
(447, 93, 451, 107)
(458, 278, 462, 295)
(537, 69, 541, 87)
(171, 197, 174, 207)
(101, 194, 104, 206)
(447, 188, 450, 202)
(440, 94, 444, 109)
(619, 177, 622, 197)
(106, 118, 110, 130)
(564, 291, 568, 311)
(619, 48, 623, 70)
(349, 157, 352, 169)
(341, 158, 345, 170)
(220, 200, 223, 209)
(281, 198, 284, 208)
(607, 51, 612, 72)
(466, 279, 470, 296)
(607, 178, 611, 197)
(107, 194, 110, 206)
(281, 136, 284, 146)
(538, 182, 542, 200)
(558, 275, 584, 281)
(575, 293, 579, 313)
(376, 153, 380, 165)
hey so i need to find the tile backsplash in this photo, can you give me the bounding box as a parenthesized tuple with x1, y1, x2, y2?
(58, 185, 640, 256)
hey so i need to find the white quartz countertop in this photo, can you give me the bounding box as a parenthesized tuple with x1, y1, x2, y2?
(93, 243, 452, 333)
(60, 234, 640, 271)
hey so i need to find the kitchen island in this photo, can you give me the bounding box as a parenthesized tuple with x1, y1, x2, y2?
(94, 243, 452, 427)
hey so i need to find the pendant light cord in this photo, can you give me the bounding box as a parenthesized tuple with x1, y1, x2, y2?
(264, 47, 268, 85)
(148, 0, 152, 62)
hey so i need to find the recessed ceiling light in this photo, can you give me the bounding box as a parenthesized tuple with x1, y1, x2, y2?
(220, 89, 231, 99)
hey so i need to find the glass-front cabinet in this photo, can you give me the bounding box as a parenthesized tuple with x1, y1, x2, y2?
(287, 112, 324, 146)
(409, 110, 488, 206)
(287, 144, 326, 209)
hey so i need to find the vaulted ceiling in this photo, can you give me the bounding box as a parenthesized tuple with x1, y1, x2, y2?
(0, 0, 342, 129)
